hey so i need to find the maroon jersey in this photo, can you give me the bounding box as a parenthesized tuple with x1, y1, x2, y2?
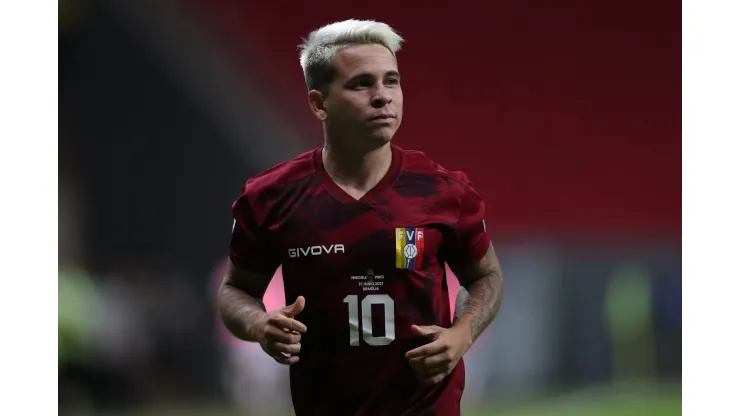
(229, 144, 490, 416)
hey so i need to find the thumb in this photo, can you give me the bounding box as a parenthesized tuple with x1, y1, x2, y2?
(411, 324, 442, 338)
(283, 296, 306, 317)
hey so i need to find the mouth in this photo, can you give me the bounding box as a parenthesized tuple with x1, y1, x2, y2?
(369, 114, 396, 122)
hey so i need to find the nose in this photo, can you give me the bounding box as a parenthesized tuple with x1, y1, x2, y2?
(370, 86, 392, 108)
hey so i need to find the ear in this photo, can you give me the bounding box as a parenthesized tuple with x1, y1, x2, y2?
(308, 89, 327, 121)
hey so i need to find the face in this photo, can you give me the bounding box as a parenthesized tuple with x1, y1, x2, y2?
(310, 44, 403, 150)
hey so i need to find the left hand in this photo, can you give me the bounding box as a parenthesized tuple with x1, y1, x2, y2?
(405, 324, 472, 386)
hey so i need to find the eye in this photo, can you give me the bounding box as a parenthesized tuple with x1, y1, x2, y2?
(385, 77, 400, 86)
(352, 81, 372, 90)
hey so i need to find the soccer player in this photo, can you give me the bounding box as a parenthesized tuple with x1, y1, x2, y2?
(218, 19, 504, 416)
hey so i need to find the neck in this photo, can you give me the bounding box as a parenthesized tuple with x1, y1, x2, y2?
(322, 140, 393, 190)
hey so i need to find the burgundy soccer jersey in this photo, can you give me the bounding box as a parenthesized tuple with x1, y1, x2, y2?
(229, 144, 490, 416)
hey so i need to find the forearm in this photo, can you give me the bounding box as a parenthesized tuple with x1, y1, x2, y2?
(218, 284, 267, 342)
(453, 268, 503, 345)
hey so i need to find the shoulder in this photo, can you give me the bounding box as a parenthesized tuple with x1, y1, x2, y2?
(397, 146, 474, 193)
(239, 147, 319, 198)
(232, 148, 320, 224)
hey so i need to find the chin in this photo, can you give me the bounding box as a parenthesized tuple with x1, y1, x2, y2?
(369, 127, 397, 143)
(368, 134, 394, 147)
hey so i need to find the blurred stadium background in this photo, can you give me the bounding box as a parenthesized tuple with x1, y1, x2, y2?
(58, 0, 681, 415)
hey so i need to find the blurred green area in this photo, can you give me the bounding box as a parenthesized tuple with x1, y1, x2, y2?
(100, 384, 680, 416)
(471, 386, 681, 416)
(59, 265, 101, 365)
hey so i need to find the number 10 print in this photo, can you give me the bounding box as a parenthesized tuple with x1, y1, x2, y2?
(343, 294, 395, 346)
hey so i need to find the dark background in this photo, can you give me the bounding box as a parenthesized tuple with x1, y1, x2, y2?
(58, 1, 680, 414)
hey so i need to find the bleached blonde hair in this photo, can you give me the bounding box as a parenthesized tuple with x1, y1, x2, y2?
(298, 19, 404, 92)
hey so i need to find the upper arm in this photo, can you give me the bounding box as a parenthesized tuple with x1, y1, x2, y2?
(444, 177, 492, 278)
(224, 185, 282, 297)
(221, 258, 275, 299)
(450, 242, 501, 287)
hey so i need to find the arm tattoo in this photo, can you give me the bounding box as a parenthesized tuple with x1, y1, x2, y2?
(453, 243, 504, 343)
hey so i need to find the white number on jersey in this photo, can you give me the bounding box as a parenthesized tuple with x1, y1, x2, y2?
(343, 294, 395, 346)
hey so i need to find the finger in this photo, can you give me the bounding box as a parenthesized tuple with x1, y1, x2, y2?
(268, 314, 308, 333)
(408, 359, 439, 377)
(416, 368, 448, 385)
(405, 340, 447, 359)
(282, 296, 306, 318)
(412, 353, 451, 369)
(267, 341, 301, 355)
(419, 373, 446, 386)
(264, 326, 302, 344)
(272, 353, 300, 366)
(410, 325, 443, 338)
(409, 356, 449, 375)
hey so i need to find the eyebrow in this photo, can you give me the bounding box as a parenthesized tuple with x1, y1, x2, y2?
(348, 71, 401, 81)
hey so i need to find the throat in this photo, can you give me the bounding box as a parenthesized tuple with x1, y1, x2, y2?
(322, 143, 393, 201)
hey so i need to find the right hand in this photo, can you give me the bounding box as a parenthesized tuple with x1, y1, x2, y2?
(255, 296, 307, 365)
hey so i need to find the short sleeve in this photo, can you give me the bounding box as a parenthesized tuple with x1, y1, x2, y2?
(228, 190, 281, 274)
(445, 179, 490, 269)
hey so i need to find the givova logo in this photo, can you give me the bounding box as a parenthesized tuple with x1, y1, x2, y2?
(288, 244, 345, 258)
